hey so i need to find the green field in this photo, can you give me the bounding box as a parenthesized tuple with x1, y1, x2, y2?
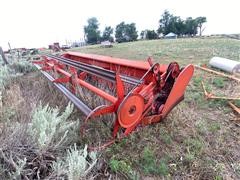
(72, 37, 240, 65)
(0, 37, 239, 179)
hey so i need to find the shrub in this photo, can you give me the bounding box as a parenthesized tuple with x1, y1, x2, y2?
(0, 58, 35, 91)
(30, 103, 74, 148)
(0, 65, 10, 90)
(52, 144, 97, 179)
(10, 157, 27, 179)
(10, 60, 36, 74)
(0, 103, 89, 179)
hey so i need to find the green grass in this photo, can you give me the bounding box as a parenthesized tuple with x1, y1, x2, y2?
(160, 129, 172, 145)
(208, 122, 221, 133)
(212, 77, 227, 88)
(184, 137, 204, 157)
(71, 38, 240, 65)
(109, 157, 139, 179)
(233, 100, 240, 107)
(196, 120, 221, 135)
(139, 147, 169, 176)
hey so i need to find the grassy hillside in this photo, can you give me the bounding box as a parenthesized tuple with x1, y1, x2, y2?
(71, 37, 240, 65)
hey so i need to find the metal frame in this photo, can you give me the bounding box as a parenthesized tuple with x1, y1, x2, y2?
(33, 52, 194, 149)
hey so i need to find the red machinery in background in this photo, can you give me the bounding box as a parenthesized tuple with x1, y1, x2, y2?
(33, 52, 194, 148)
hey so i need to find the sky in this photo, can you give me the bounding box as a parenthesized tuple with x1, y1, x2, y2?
(0, 0, 239, 50)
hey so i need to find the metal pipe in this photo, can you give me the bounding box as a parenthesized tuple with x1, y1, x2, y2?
(46, 54, 141, 85)
(61, 54, 141, 85)
(209, 57, 240, 74)
(47, 55, 117, 82)
(76, 78, 118, 103)
(34, 64, 92, 116)
(55, 67, 72, 77)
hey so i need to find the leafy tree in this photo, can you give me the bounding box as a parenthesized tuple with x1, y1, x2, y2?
(157, 10, 173, 35)
(101, 26, 114, 42)
(144, 30, 158, 40)
(115, 22, 126, 43)
(158, 11, 185, 36)
(115, 22, 138, 43)
(84, 17, 100, 44)
(174, 17, 185, 36)
(195, 17, 207, 36)
(125, 23, 138, 41)
(158, 10, 207, 37)
(184, 17, 198, 36)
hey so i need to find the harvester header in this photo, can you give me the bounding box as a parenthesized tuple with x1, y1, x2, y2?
(33, 52, 194, 148)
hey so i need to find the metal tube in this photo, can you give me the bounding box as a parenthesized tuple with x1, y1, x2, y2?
(47, 54, 141, 85)
(76, 78, 118, 103)
(34, 64, 92, 116)
(59, 54, 141, 85)
(49, 55, 116, 82)
(209, 57, 240, 73)
(56, 67, 72, 77)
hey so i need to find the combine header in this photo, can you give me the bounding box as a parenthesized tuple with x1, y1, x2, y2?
(33, 52, 194, 148)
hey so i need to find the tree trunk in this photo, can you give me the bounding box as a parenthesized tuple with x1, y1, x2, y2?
(0, 46, 9, 65)
(199, 24, 202, 36)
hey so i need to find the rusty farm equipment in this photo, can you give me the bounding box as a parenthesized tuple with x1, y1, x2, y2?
(33, 52, 194, 148)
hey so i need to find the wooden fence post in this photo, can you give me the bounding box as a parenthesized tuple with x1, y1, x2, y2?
(0, 46, 9, 65)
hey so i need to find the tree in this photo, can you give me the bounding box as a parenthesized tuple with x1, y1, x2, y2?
(157, 10, 173, 35)
(195, 17, 207, 36)
(143, 30, 158, 40)
(174, 17, 185, 36)
(158, 10, 207, 37)
(115, 22, 138, 43)
(158, 11, 185, 36)
(184, 17, 198, 36)
(115, 22, 126, 43)
(101, 26, 114, 42)
(84, 17, 100, 44)
(125, 23, 138, 41)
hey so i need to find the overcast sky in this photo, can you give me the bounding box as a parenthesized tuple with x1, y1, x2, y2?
(0, 0, 239, 50)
